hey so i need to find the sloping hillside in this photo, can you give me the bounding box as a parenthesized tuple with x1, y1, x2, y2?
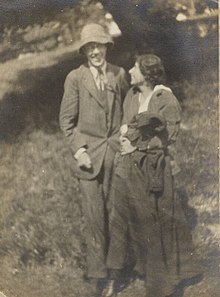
(0, 1, 218, 297)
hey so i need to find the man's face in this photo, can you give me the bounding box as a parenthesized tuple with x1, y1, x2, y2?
(129, 62, 145, 86)
(83, 42, 107, 68)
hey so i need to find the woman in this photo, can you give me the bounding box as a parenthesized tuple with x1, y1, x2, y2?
(106, 55, 201, 297)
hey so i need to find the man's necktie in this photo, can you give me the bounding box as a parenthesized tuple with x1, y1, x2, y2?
(97, 67, 109, 114)
(97, 67, 107, 91)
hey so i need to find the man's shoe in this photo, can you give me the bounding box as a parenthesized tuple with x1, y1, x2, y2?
(101, 280, 116, 297)
(89, 278, 104, 296)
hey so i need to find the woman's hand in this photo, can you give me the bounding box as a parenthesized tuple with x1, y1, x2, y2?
(120, 135, 136, 155)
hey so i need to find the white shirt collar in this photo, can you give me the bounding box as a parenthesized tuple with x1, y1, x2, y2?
(153, 84, 172, 93)
(138, 85, 172, 113)
(138, 91, 153, 113)
(89, 62, 107, 78)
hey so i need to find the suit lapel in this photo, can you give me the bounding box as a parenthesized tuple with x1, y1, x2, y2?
(106, 63, 117, 119)
(131, 91, 140, 116)
(81, 63, 118, 115)
(147, 91, 158, 112)
(81, 65, 105, 109)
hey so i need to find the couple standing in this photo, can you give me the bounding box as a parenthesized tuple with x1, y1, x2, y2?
(59, 23, 201, 297)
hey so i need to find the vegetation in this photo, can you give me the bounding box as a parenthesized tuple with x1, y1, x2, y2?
(0, 1, 218, 296)
(101, 0, 218, 78)
(0, 1, 107, 62)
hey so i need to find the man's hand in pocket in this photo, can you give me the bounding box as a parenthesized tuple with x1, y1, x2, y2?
(77, 151, 92, 169)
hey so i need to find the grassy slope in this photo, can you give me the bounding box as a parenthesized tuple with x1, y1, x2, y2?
(0, 48, 89, 296)
(0, 48, 219, 297)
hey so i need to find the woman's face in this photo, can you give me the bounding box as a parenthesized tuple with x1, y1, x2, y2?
(129, 62, 145, 86)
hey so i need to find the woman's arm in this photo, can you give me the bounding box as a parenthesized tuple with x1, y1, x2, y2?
(148, 90, 181, 149)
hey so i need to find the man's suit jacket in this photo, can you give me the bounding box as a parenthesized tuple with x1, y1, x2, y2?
(59, 63, 128, 180)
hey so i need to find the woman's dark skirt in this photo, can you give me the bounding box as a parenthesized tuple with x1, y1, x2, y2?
(107, 152, 202, 296)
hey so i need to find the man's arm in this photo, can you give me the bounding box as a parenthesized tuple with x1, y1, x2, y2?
(59, 72, 92, 169)
(59, 72, 87, 155)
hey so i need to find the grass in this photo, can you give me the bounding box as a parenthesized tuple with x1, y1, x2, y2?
(0, 46, 218, 297)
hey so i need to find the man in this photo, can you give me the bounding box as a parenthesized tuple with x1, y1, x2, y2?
(59, 23, 128, 296)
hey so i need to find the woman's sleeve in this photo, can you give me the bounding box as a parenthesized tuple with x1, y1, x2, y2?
(160, 92, 181, 144)
(148, 91, 181, 149)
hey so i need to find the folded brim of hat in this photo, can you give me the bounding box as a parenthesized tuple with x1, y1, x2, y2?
(74, 35, 114, 52)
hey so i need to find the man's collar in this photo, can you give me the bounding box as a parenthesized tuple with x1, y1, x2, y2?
(89, 62, 107, 77)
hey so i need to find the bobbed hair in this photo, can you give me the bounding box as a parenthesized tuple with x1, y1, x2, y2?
(136, 54, 166, 87)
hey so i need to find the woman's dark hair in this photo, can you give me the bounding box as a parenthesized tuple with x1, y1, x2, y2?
(136, 54, 166, 86)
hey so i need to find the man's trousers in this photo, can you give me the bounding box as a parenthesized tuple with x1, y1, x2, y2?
(79, 145, 115, 279)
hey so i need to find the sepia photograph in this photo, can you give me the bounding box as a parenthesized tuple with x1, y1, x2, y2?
(0, 1, 218, 297)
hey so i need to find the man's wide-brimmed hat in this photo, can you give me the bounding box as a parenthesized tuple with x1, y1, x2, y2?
(76, 23, 114, 53)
